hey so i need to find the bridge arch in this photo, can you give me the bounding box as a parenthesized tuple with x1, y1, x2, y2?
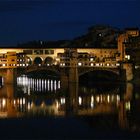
(33, 57, 43, 65)
(79, 68, 120, 81)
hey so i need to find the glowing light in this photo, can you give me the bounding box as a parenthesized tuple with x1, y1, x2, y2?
(125, 102, 131, 110)
(79, 96, 82, 105)
(90, 58, 94, 61)
(107, 63, 110, 66)
(2, 99, 6, 107)
(96, 63, 99, 66)
(96, 96, 100, 103)
(60, 98, 65, 104)
(14, 100, 16, 105)
(117, 95, 120, 102)
(23, 98, 26, 104)
(91, 96, 94, 108)
(90, 63, 93, 66)
(58, 81, 60, 89)
(78, 62, 82, 66)
(125, 55, 130, 60)
(107, 95, 110, 103)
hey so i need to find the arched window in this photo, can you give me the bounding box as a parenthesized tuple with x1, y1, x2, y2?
(34, 57, 43, 65)
(44, 57, 53, 65)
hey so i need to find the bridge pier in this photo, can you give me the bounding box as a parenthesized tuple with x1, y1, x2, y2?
(121, 63, 134, 82)
(4, 69, 17, 85)
(60, 72, 68, 89)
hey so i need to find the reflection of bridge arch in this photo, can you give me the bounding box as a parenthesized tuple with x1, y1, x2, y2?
(44, 57, 53, 65)
(33, 57, 43, 65)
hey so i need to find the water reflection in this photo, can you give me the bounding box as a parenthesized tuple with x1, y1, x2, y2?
(0, 76, 140, 132)
(17, 75, 61, 94)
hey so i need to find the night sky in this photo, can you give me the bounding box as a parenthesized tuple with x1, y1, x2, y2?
(0, 0, 140, 46)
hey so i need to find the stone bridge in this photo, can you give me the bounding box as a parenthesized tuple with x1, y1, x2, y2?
(24, 64, 120, 77)
(0, 62, 133, 85)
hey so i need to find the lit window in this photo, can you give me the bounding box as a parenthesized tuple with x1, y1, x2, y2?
(78, 62, 82, 66)
(116, 63, 120, 66)
(107, 63, 110, 66)
(90, 58, 94, 61)
(60, 98, 65, 104)
(125, 55, 130, 60)
(125, 102, 131, 111)
(96, 63, 99, 66)
(90, 63, 93, 66)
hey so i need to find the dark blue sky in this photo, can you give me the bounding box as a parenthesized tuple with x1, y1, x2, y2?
(0, 0, 140, 46)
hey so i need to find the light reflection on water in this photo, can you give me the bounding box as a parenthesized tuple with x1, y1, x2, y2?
(0, 75, 140, 132)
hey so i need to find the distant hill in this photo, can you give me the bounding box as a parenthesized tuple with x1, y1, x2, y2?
(71, 25, 120, 48)
(1, 25, 121, 49)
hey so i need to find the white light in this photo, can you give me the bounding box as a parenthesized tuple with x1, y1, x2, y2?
(62, 63, 65, 66)
(78, 62, 82, 66)
(135, 65, 140, 69)
(107, 95, 110, 103)
(117, 95, 120, 102)
(90, 63, 93, 66)
(14, 100, 16, 105)
(90, 58, 94, 61)
(116, 63, 120, 66)
(91, 96, 94, 108)
(125, 55, 130, 60)
(23, 64, 25, 66)
(96, 63, 99, 66)
(28, 103, 31, 110)
(107, 63, 110, 66)
(79, 96, 82, 105)
(56, 58, 60, 61)
(60, 98, 65, 104)
(47, 64, 50, 66)
(96, 96, 100, 103)
(2, 64, 6, 66)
